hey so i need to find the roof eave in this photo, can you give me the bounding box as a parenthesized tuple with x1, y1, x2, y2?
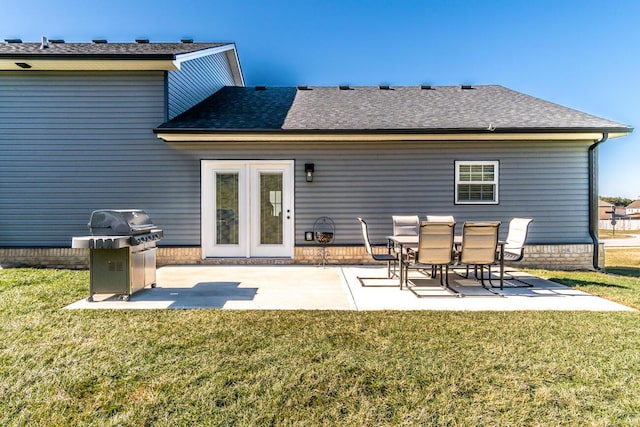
(0, 43, 240, 72)
(1, 53, 178, 60)
(0, 57, 180, 71)
(154, 126, 633, 134)
(154, 127, 633, 142)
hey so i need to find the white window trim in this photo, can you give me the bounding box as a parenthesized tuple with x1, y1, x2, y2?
(455, 160, 499, 205)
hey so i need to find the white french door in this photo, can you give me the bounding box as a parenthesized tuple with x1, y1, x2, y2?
(201, 160, 294, 258)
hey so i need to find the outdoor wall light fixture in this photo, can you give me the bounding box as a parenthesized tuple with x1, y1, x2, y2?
(305, 163, 315, 182)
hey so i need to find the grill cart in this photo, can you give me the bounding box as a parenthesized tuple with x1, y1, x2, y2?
(72, 209, 163, 301)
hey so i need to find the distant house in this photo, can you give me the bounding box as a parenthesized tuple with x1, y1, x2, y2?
(599, 200, 613, 220)
(0, 39, 634, 270)
(599, 200, 626, 220)
(625, 199, 640, 216)
(598, 199, 631, 231)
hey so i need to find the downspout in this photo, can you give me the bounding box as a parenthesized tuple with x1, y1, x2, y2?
(588, 132, 608, 270)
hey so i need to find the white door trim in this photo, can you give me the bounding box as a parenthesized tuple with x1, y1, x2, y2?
(201, 160, 294, 258)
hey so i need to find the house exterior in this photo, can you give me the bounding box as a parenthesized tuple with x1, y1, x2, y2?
(598, 199, 631, 231)
(0, 39, 243, 267)
(625, 199, 640, 215)
(0, 40, 633, 270)
(598, 199, 625, 220)
(601, 199, 640, 230)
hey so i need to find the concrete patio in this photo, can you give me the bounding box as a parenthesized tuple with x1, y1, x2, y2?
(65, 265, 635, 311)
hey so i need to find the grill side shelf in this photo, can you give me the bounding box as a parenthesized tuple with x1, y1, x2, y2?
(72, 236, 132, 249)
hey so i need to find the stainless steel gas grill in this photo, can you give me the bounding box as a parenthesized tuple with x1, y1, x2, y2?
(72, 209, 163, 301)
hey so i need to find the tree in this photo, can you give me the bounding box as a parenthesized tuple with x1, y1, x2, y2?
(600, 196, 634, 206)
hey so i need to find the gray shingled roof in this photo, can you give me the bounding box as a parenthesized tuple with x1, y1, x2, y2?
(0, 42, 229, 58)
(161, 87, 297, 129)
(625, 199, 640, 209)
(156, 85, 632, 133)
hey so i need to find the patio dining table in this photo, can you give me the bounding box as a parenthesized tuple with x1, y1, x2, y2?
(387, 235, 505, 290)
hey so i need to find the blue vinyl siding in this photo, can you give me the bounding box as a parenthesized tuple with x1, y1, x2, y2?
(0, 71, 195, 246)
(167, 139, 592, 246)
(167, 52, 235, 119)
(0, 71, 592, 248)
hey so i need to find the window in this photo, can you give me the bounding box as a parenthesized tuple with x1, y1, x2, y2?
(455, 161, 499, 204)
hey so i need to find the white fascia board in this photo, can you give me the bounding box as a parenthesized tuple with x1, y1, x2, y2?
(155, 132, 613, 143)
(606, 132, 632, 140)
(225, 46, 245, 86)
(172, 44, 233, 65)
(0, 58, 178, 71)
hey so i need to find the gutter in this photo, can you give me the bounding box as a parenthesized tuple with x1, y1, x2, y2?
(153, 126, 633, 135)
(588, 132, 608, 270)
(0, 53, 180, 60)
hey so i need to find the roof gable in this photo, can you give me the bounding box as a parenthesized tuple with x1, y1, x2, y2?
(626, 200, 640, 209)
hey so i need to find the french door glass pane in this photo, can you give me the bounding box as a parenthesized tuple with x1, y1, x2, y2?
(260, 172, 283, 245)
(216, 173, 239, 245)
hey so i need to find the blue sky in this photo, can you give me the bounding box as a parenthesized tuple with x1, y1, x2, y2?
(3, 0, 639, 198)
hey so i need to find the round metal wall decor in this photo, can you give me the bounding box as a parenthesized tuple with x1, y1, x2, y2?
(313, 216, 335, 266)
(313, 216, 335, 246)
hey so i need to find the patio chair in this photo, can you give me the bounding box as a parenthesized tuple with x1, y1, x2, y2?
(391, 215, 420, 264)
(457, 221, 501, 293)
(403, 221, 458, 297)
(426, 215, 455, 222)
(356, 217, 399, 285)
(392, 215, 420, 236)
(426, 216, 457, 262)
(495, 218, 534, 288)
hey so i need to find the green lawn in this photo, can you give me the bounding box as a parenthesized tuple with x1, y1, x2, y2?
(522, 247, 640, 309)
(1, 253, 640, 426)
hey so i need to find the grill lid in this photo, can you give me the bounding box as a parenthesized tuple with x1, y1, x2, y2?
(88, 209, 156, 236)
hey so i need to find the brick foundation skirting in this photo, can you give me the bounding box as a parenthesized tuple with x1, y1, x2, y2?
(515, 243, 604, 271)
(0, 243, 604, 270)
(0, 248, 89, 269)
